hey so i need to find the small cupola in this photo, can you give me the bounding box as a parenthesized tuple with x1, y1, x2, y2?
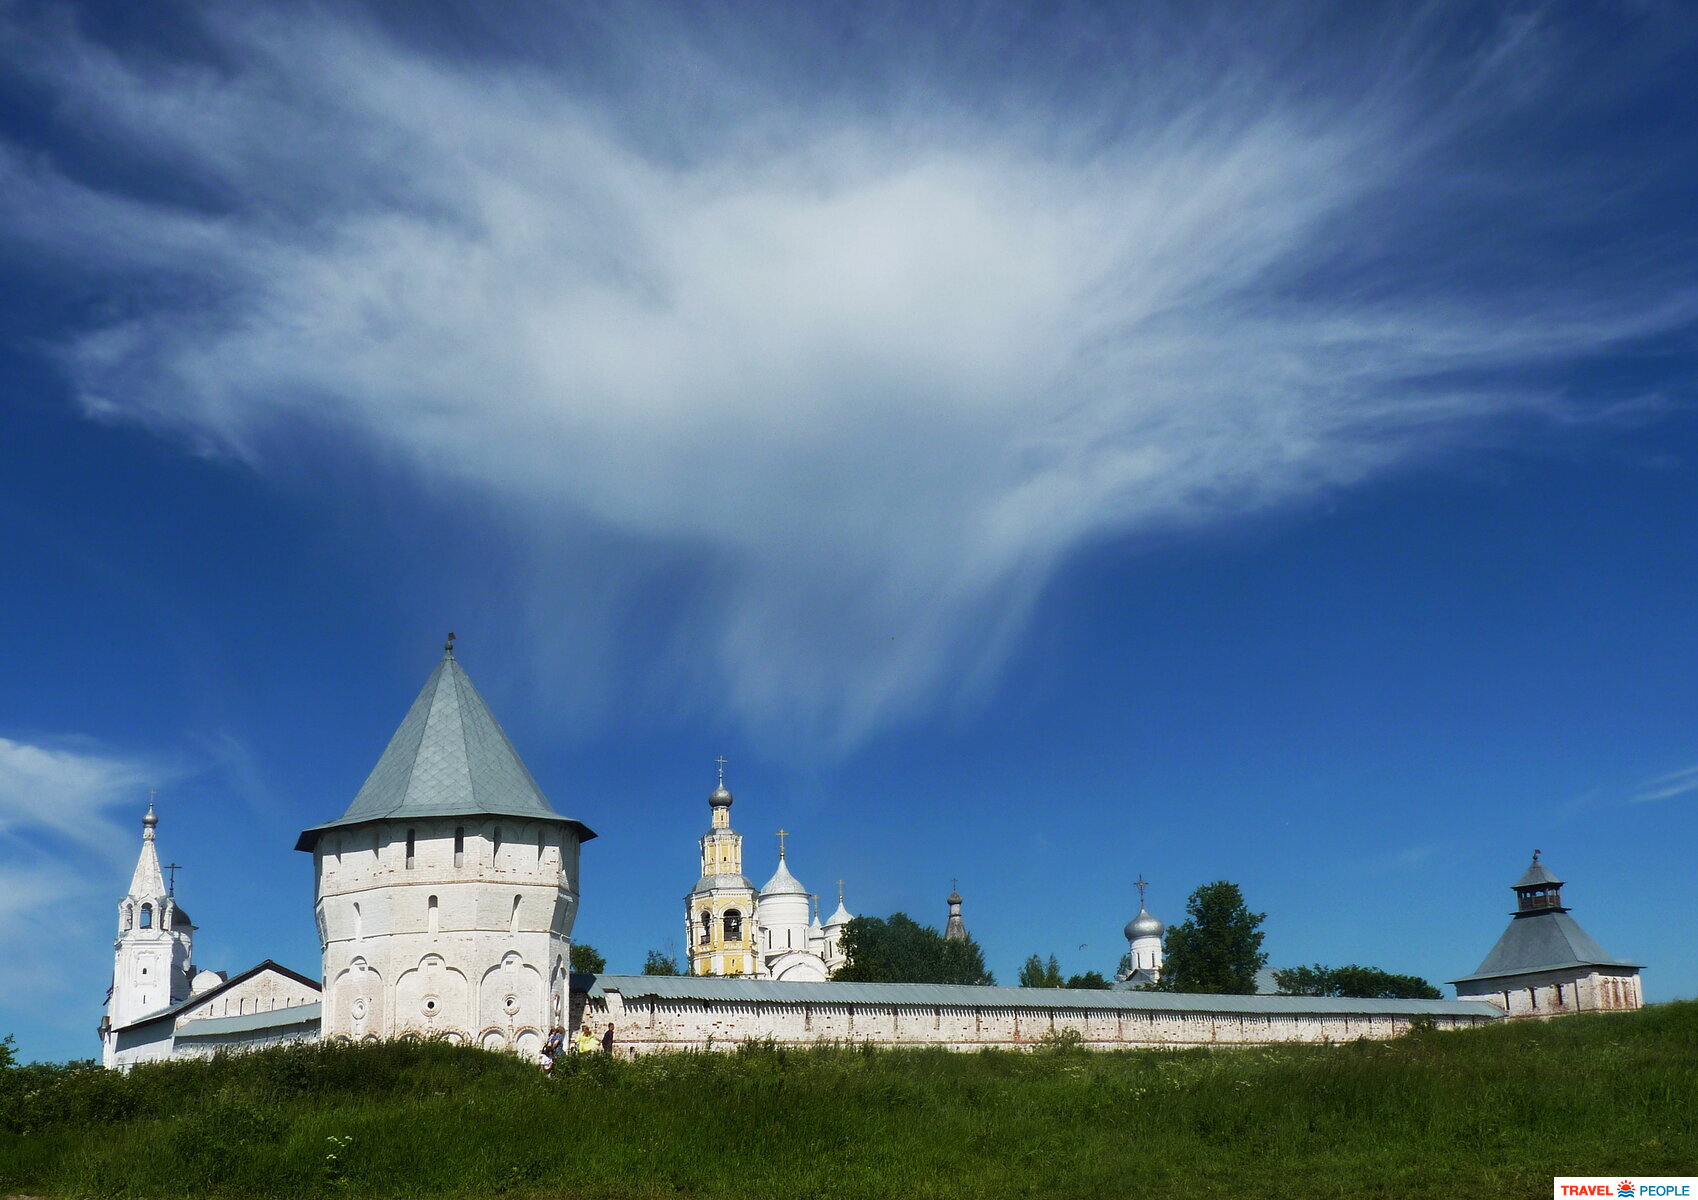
(1511, 850, 1567, 914)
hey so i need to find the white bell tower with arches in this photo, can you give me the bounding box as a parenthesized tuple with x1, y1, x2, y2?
(103, 800, 195, 1067)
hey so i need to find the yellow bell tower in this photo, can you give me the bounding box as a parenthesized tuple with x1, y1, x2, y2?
(685, 759, 757, 976)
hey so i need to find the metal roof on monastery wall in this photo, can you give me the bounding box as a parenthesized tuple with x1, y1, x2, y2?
(1450, 910, 1640, 984)
(579, 974, 1503, 1019)
(297, 650, 594, 850)
(175, 1002, 322, 1039)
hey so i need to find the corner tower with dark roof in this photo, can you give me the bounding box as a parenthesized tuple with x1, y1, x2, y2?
(1450, 852, 1642, 1018)
(297, 640, 595, 1054)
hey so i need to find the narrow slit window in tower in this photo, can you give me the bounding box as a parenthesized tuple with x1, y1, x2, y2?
(406, 830, 416, 870)
(454, 827, 465, 868)
(510, 894, 522, 934)
(428, 895, 439, 935)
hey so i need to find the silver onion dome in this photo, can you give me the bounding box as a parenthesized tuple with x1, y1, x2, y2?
(709, 783, 733, 808)
(1124, 907, 1164, 942)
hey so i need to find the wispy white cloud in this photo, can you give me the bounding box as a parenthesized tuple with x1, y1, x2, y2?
(1629, 764, 1698, 805)
(0, 736, 159, 1011)
(0, 736, 155, 853)
(2, 5, 1692, 750)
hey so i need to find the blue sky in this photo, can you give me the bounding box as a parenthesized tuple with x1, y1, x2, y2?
(2, 1, 1696, 1063)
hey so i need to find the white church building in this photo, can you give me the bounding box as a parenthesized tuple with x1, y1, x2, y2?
(683, 768, 853, 982)
(106, 642, 1653, 1067)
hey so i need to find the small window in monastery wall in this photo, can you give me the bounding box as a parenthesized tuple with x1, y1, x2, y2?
(493, 826, 503, 866)
(354, 901, 363, 941)
(1555, 984, 1564, 1005)
(510, 894, 522, 934)
(454, 827, 465, 868)
(1529, 988, 1537, 1009)
(406, 830, 416, 870)
(537, 829, 545, 862)
(428, 895, 440, 935)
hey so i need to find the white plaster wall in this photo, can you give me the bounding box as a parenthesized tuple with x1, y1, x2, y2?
(568, 993, 1498, 1055)
(109, 908, 193, 1032)
(314, 817, 581, 1045)
(1457, 969, 1643, 1019)
(178, 972, 320, 1024)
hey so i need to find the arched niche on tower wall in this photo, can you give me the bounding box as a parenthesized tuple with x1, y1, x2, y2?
(549, 953, 567, 1029)
(394, 953, 469, 1040)
(331, 957, 386, 1040)
(479, 950, 544, 1035)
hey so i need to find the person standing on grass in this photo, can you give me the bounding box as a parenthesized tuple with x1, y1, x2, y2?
(602, 1023, 615, 1054)
(575, 1022, 597, 1055)
(541, 1026, 564, 1073)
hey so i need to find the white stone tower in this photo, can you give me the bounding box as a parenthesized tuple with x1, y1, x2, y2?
(296, 638, 595, 1057)
(1119, 875, 1164, 985)
(103, 801, 195, 1067)
(684, 762, 758, 976)
(756, 832, 825, 981)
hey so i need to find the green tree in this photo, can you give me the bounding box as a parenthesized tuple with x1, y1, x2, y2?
(1273, 963, 1442, 1000)
(1018, 954, 1064, 988)
(571, 943, 607, 974)
(1065, 970, 1111, 989)
(1156, 881, 1267, 995)
(832, 914, 995, 985)
(642, 949, 682, 976)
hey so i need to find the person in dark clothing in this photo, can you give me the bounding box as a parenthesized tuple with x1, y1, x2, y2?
(601, 1023, 615, 1054)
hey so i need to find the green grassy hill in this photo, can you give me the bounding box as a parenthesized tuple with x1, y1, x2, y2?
(3, 1002, 1695, 1199)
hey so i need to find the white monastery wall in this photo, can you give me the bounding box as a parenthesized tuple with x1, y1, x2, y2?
(568, 988, 1498, 1054)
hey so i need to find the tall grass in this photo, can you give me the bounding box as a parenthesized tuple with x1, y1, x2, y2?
(2, 1003, 1694, 1199)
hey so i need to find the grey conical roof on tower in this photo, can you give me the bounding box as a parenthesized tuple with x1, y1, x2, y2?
(296, 641, 595, 851)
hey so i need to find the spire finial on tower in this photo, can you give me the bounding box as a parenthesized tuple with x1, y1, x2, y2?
(715, 755, 728, 786)
(143, 790, 158, 838)
(777, 828, 788, 859)
(444, 631, 457, 656)
(1135, 874, 1149, 908)
(837, 879, 844, 905)
(1533, 848, 1541, 861)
